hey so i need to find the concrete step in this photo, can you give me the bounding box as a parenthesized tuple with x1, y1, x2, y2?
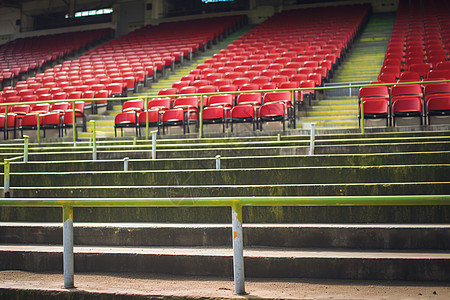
(2, 140, 448, 160)
(7, 151, 450, 172)
(2, 223, 449, 250)
(306, 110, 357, 116)
(0, 244, 448, 281)
(9, 182, 450, 198)
(4, 164, 450, 187)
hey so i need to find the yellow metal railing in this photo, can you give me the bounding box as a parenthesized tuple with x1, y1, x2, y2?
(0, 195, 449, 294)
(2, 79, 449, 143)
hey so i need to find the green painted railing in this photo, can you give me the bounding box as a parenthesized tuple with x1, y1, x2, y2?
(2, 79, 449, 143)
(0, 195, 449, 294)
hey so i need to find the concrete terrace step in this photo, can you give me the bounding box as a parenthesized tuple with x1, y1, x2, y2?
(1, 223, 449, 249)
(1, 140, 449, 160)
(0, 244, 448, 281)
(4, 164, 450, 187)
(7, 151, 449, 172)
(9, 182, 450, 198)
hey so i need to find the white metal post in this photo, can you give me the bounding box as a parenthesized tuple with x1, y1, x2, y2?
(91, 121, 97, 161)
(23, 135, 29, 163)
(124, 157, 129, 171)
(232, 203, 245, 295)
(309, 123, 316, 155)
(63, 205, 74, 288)
(3, 160, 10, 197)
(215, 155, 221, 170)
(151, 130, 157, 160)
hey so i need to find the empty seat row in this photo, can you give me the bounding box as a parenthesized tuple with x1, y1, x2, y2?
(115, 90, 297, 136)
(359, 82, 450, 126)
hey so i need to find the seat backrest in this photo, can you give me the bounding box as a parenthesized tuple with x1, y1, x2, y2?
(359, 85, 389, 99)
(115, 111, 136, 124)
(158, 88, 178, 96)
(390, 84, 423, 98)
(162, 108, 184, 122)
(122, 99, 144, 112)
(424, 82, 450, 95)
(31, 103, 50, 113)
(236, 93, 261, 105)
(218, 85, 238, 93)
(239, 83, 260, 91)
(179, 86, 198, 95)
(10, 105, 30, 115)
(173, 96, 199, 109)
(208, 94, 233, 107)
(138, 109, 159, 123)
(148, 98, 171, 110)
(263, 91, 292, 104)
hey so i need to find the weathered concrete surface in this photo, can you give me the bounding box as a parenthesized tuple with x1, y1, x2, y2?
(6, 151, 450, 172)
(1, 271, 450, 300)
(3, 164, 449, 187)
(0, 245, 449, 281)
(1, 205, 450, 223)
(1, 223, 449, 250)
(8, 182, 450, 198)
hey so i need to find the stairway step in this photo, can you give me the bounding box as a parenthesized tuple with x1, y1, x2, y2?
(1, 244, 448, 281)
(2, 222, 449, 249)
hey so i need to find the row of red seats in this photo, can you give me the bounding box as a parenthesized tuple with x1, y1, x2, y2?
(115, 91, 296, 136)
(359, 82, 450, 126)
(0, 29, 112, 86)
(378, 0, 450, 82)
(0, 102, 86, 139)
(131, 4, 370, 134)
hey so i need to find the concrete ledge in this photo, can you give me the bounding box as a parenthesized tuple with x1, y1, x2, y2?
(1, 223, 449, 250)
(6, 151, 450, 172)
(3, 164, 449, 187)
(0, 245, 449, 281)
(1, 205, 449, 223)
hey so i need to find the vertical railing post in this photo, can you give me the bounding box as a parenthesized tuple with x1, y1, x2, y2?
(91, 120, 97, 160)
(151, 130, 157, 160)
(199, 95, 204, 138)
(360, 98, 365, 135)
(62, 204, 74, 289)
(145, 97, 149, 140)
(3, 105, 8, 140)
(36, 113, 41, 143)
(124, 157, 129, 171)
(23, 135, 29, 163)
(3, 159, 10, 197)
(72, 100, 76, 146)
(215, 155, 221, 169)
(232, 202, 245, 295)
(309, 123, 316, 155)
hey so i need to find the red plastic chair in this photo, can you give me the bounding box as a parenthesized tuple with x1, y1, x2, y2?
(203, 106, 227, 133)
(359, 97, 390, 127)
(391, 96, 423, 126)
(230, 104, 258, 132)
(426, 95, 450, 124)
(173, 96, 199, 132)
(114, 111, 138, 137)
(259, 102, 288, 131)
(138, 109, 160, 135)
(161, 108, 185, 135)
(42, 112, 63, 137)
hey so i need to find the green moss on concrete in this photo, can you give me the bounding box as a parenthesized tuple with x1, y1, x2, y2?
(4, 165, 450, 187)
(1, 206, 450, 223)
